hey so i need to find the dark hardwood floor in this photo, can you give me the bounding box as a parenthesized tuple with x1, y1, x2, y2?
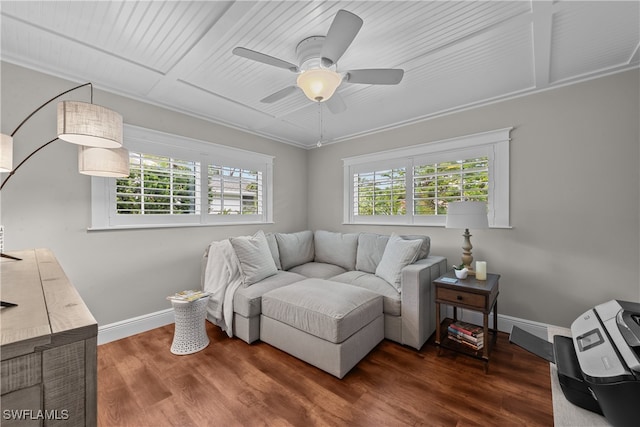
(97, 322, 553, 426)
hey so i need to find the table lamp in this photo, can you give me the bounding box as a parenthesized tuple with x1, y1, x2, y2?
(445, 201, 488, 272)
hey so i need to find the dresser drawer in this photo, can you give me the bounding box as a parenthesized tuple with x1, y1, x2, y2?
(437, 287, 486, 309)
(1, 353, 42, 394)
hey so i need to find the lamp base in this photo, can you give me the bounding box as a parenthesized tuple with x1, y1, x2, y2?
(460, 229, 474, 270)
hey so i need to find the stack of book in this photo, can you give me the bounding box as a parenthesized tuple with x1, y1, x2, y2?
(447, 320, 484, 350)
(167, 290, 211, 302)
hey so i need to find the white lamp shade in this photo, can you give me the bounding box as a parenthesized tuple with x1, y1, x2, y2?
(297, 69, 342, 102)
(0, 133, 13, 173)
(445, 201, 489, 229)
(58, 101, 123, 148)
(78, 146, 130, 177)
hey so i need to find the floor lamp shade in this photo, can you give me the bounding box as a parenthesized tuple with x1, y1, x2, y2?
(78, 146, 130, 177)
(57, 101, 123, 148)
(0, 134, 13, 173)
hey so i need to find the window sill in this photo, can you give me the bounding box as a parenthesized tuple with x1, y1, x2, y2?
(342, 221, 513, 229)
(88, 221, 274, 232)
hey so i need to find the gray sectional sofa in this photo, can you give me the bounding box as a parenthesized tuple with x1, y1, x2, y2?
(203, 230, 447, 354)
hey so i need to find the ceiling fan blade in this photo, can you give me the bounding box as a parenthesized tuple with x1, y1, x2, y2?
(320, 10, 363, 67)
(260, 86, 299, 104)
(232, 47, 299, 72)
(345, 69, 405, 85)
(326, 92, 347, 114)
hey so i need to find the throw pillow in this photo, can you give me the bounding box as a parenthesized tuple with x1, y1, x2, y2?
(375, 233, 422, 291)
(230, 230, 278, 286)
(314, 230, 359, 271)
(401, 234, 431, 260)
(356, 233, 430, 273)
(275, 230, 314, 270)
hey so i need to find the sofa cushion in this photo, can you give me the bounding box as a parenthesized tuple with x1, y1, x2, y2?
(289, 262, 347, 279)
(230, 230, 278, 286)
(313, 230, 359, 271)
(233, 271, 306, 318)
(330, 272, 401, 316)
(356, 233, 389, 273)
(262, 278, 382, 344)
(264, 232, 282, 270)
(375, 233, 422, 291)
(275, 230, 314, 270)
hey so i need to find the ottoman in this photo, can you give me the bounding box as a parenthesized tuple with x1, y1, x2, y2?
(260, 278, 384, 378)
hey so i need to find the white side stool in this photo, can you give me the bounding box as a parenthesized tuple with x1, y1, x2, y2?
(170, 296, 210, 355)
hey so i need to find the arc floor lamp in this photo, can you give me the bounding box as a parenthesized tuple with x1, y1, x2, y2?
(0, 82, 129, 306)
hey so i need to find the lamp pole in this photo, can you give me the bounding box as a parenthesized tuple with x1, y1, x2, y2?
(0, 82, 124, 307)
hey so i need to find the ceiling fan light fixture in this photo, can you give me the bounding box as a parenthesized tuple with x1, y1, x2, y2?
(297, 68, 342, 102)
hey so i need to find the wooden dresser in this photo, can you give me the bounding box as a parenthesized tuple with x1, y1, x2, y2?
(1, 249, 97, 427)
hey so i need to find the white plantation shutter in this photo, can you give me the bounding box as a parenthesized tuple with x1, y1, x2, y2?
(343, 128, 511, 227)
(116, 153, 200, 215)
(353, 167, 406, 216)
(208, 165, 263, 216)
(91, 125, 273, 229)
(413, 157, 489, 216)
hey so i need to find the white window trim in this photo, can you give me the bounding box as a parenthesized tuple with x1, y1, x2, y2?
(343, 127, 512, 228)
(90, 124, 273, 230)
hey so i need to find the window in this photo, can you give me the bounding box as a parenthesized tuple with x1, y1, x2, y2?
(413, 156, 489, 215)
(353, 168, 406, 216)
(207, 165, 262, 215)
(91, 125, 273, 229)
(343, 128, 511, 227)
(116, 153, 200, 215)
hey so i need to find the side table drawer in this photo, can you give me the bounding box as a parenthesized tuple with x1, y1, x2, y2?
(437, 288, 486, 309)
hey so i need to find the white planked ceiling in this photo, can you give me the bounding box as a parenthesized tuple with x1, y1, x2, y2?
(1, 1, 638, 149)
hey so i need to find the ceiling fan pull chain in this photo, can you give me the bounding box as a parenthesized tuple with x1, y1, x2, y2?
(317, 102, 324, 148)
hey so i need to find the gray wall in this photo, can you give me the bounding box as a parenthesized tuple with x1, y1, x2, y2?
(307, 69, 640, 327)
(0, 62, 308, 325)
(2, 62, 638, 329)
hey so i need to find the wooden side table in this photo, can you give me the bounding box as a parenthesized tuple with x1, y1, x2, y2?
(433, 271, 500, 372)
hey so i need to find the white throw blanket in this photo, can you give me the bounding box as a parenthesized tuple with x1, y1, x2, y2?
(202, 239, 243, 337)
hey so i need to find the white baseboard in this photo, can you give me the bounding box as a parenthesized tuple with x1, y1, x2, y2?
(98, 308, 174, 345)
(443, 306, 550, 339)
(99, 306, 553, 346)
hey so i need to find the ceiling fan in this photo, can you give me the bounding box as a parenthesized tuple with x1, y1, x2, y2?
(232, 9, 404, 114)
